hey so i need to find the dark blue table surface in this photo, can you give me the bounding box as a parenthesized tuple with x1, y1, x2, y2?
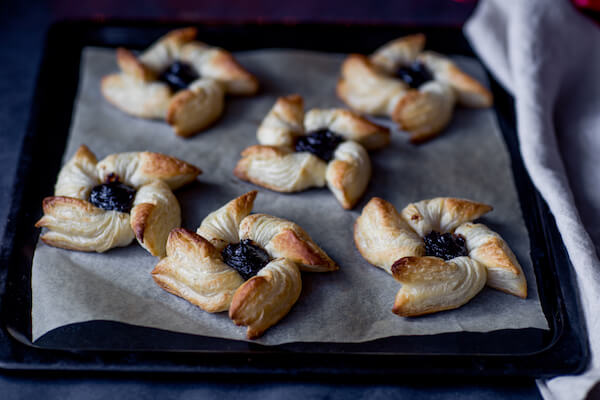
(0, 0, 544, 398)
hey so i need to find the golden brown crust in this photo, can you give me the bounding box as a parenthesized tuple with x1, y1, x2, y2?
(444, 198, 493, 224)
(326, 160, 354, 209)
(391, 256, 449, 282)
(270, 229, 330, 269)
(229, 276, 265, 316)
(165, 89, 195, 124)
(229, 258, 302, 339)
(240, 213, 338, 272)
(130, 180, 181, 257)
(54, 144, 100, 199)
(341, 110, 387, 131)
(139, 152, 201, 186)
(234, 190, 258, 216)
(38, 196, 97, 219)
(392, 90, 437, 142)
(255, 94, 306, 148)
(338, 35, 493, 142)
(304, 108, 390, 151)
(402, 197, 493, 236)
(36, 196, 135, 252)
(150, 194, 336, 338)
(325, 141, 371, 210)
(248, 95, 383, 208)
(278, 94, 303, 113)
(104, 27, 257, 137)
(455, 222, 527, 298)
(337, 54, 407, 117)
(234, 145, 327, 193)
(165, 79, 226, 137)
(163, 27, 198, 46)
(273, 94, 305, 126)
(391, 82, 456, 143)
(196, 190, 257, 250)
(229, 275, 273, 339)
(445, 63, 493, 107)
(233, 146, 288, 187)
(333, 109, 390, 149)
(164, 227, 218, 258)
(355, 195, 523, 317)
(140, 28, 198, 74)
(116, 48, 155, 81)
(100, 73, 172, 119)
(152, 228, 244, 312)
(476, 238, 519, 275)
(391, 256, 487, 317)
(353, 197, 424, 273)
(96, 151, 201, 190)
(417, 51, 493, 108)
(370, 33, 426, 74)
(39, 146, 198, 255)
(208, 49, 259, 95)
(72, 144, 98, 165)
(240, 144, 289, 159)
(130, 202, 154, 243)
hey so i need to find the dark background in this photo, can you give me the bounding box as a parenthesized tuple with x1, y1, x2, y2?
(0, 0, 566, 398)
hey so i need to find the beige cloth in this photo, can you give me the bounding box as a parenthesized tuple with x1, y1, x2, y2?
(466, 1, 600, 399)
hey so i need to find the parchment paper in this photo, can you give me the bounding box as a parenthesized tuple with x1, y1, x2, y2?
(31, 47, 548, 344)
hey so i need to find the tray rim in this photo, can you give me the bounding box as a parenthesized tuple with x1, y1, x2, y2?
(0, 19, 589, 378)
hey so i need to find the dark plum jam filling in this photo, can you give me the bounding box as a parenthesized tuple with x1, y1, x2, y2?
(89, 182, 136, 213)
(396, 61, 433, 89)
(295, 129, 344, 162)
(222, 239, 271, 280)
(158, 61, 199, 92)
(424, 231, 468, 261)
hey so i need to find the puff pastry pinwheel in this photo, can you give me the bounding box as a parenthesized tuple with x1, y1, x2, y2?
(337, 34, 493, 143)
(234, 94, 390, 209)
(152, 191, 338, 339)
(35, 145, 201, 257)
(101, 27, 259, 137)
(354, 197, 527, 317)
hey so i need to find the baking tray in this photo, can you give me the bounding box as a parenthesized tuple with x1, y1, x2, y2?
(0, 20, 588, 378)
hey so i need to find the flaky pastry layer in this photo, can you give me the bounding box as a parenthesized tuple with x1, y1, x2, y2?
(37, 145, 200, 256)
(354, 196, 527, 317)
(152, 191, 337, 338)
(101, 27, 258, 136)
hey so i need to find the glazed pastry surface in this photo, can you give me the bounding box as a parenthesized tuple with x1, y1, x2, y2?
(391, 256, 487, 316)
(36, 145, 200, 256)
(153, 228, 244, 313)
(337, 34, 492, 142)
(101, 27, 258, 136)
(152, 191, 337, 339)
(455, 223, 527, 298)
(354, 197, 424, 273)
(229, 258, 302, 339)
(236, 94, 389, 209)
(354, 196, 527, 316)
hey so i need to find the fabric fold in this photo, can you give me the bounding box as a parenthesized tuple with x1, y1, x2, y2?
(465, 1, 600, 399)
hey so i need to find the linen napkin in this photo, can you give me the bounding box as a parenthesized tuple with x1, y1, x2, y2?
(465, 1, 600, 399)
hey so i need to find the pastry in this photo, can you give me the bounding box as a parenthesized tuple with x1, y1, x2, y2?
(101, 27, 259, 137)
(337, 34, 493, 143)
(234, 95, 390, 209)
(35, 145, 201, 256)
(152, 191, 338, 339)
(354, 197, 527, 317)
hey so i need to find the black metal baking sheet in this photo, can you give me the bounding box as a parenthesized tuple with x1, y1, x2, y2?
(0, 20, 588, 378)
